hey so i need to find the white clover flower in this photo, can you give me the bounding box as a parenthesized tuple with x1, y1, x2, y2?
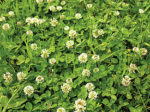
(132, 47, 139, 52)
(26, 17, 32, 25)
(47, 0, 53, 3)
(78, 53, 88, 63)
(31, 17, 39, 24)
(88, 91, 98, 100)
(61, 1, 66, 5)
(36, 0, 43, 4)
(37, 19, 46, 25)
(139, 9, 144, 14)
(121, 75, 131, 86)
(2, 23, 10, 30)
(64, 26, 69, 31)
(66, 40, 74, 49)
(87, 4, 93, 8)
(61, 83, 71, 93)
(26, 30, 33, 35)
(24, 85, 34, 96)
(36, 75, 44, 83)
(3, 72, 13, 83)
(85, 83, 94, 91)
(17, 72, 26, 81)
(41, 49, 50, 58)
(74, 99, 86, 111)
(49, 58, 56, 64)
(0, 16, 6, 21)
(93, 68, 99, 73)
(60, 15, 65, 19)
(50, 18, 58, 27)
(75, 13, 82, 19)
(75, 106, 86, 112)
(128, 63, 137, 73)
(69, 30, 77, 38)
(82, 69, 90, 77)
(8, 11, 15, 16)
(140, 48, 148, 55)
(17, 21, 23, 26)
(31, 43, 38, 50)
(92, 54, 100, 62)
(66, 78, 72, 83)
(114, 11, 120, 16)
(57, 107, 66, 112)
(49, 6, 56, 12)
(57, 6, 62, 11)
(93, 29, 104, 38)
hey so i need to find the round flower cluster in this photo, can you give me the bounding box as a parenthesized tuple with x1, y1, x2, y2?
(82, 69, 91, 77)
(85, 83, 94, 91)
(92, 54, 100, 62)
(66, 78, 72, 83)
(74, 99, 86, 112)
(60, 14, 65, 19)
(3, 72, 13, 83)
(132, 47, 148, 55)
(50, 18, 58, 27)
(49, 58, 56, 64)
(31, 43, 38, 50)
(57, 6, 63, 11)
(25, 17, 45, 25)
(75, 13, 82, 19)
(8, 11, 15, 16)
(85, 83, 98, 100)
(93, 68, 99, 73)
(87, 4, 93, 8)
(61, 83, 71, 93)
(93, 29, 104, 38)
(0, 16, 5, 21)
(128, 63, 137, 73)
(121, 75, 131, 86)
(66, 40, 74, 49)
(88, 91, 98, 100)
(57, 107, 66, 112)
(49, 6, 56, 12)
(36, 0, 43, 4)
(2, 23, 10, 30)
(69, 30, 77, 38)
(139, 9, 144, 14)
(41, 49, 50, 58)
(64, 26, 69, 31)
(47, 0, 53, 3)
(78, 53, 88, 63)
(26, 30, 33, 35)
(24, 85, 34, 96)
(17, 72, 26, 81)
(114, 11, 120, 16)
(36, 75, 44, 83)
(61, 1, 66, 5)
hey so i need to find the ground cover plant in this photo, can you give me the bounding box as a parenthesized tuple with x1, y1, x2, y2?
(0, 0, 150, 112)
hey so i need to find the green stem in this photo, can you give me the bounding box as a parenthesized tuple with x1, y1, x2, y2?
(2, 86, 22, 112)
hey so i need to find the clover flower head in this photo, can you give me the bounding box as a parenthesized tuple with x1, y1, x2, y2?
(88, 91, 98, 100)
(41, 49, 50, 58)
(24, 85, 34, 96)
(69, 30, 77, 38)
(61, 83, 71, 93)
(17, 72, 26, 81)
(3, 72, 13, 83)
(85, 83, 94, 91)
(78, 53, 88, 63)
(36, 75, 44, 83)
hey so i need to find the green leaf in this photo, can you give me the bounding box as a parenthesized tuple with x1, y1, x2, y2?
(25, 102, 32, 111)
(78, 86, 87, 99)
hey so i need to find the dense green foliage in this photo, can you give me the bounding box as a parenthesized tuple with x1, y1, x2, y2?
(0, 0, 150, 112)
